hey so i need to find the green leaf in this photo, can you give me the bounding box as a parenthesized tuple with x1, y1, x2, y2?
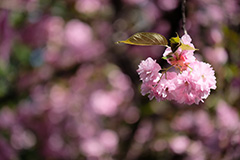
(169, 33, 181, 44)
(162, 57, 168, 60)
(170, 43, 181, 53)
(116, 32, 168, 46)
(162, 52, 174, 60)
(169, 33, 181, 53)
(180, 44, 198, 51)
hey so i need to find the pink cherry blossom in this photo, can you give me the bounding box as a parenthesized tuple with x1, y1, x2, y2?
(188, 61, 217, 91)
(169, 136, 190, 154)
(154, 72, 178, 101)
(137, 57, 161, 84)
(163, 34, 196, 72)
(203, 47, 228, 65)
(181, 34, 192, 44)
(140, 83, 156, 100)
(171, 61, 216, 105)
(216, 100, 239, 132)
(137, 34, 217, 105)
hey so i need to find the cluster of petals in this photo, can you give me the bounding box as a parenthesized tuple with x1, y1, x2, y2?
(137, 34, 216, 105)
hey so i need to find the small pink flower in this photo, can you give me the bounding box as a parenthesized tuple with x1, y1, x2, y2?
(163, 34, 196, 72)
(155, 72, 177, 101)
(137, 57, 161, 84)
(90, 90, 120, 116)
(64, 20, 93, 48)
(216, 100, 239, 132)
(203, 47, 228, 65)
(181, 34, 192, 45)
(190, 61, 217, 90)
(170, 71, 202, 105)
(169, 136, 190, 154)
(140, 71, 177, 101)
(140, 83, 156, 100)
(171, 61, 216, 105)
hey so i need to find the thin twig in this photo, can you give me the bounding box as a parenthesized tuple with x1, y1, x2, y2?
(160, 66, 173, 80)
(182, 0, 187, 34)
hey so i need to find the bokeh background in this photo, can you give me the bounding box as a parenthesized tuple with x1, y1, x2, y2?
(0, 0, 240, 160)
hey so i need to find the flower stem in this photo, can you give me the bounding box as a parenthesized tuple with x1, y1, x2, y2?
(182, 0, 187, 34)
(160, 66, 173, 80)
(187, 65, 193, 72)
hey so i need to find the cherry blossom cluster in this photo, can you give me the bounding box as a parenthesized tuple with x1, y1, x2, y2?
(137, 34, 217, 105)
